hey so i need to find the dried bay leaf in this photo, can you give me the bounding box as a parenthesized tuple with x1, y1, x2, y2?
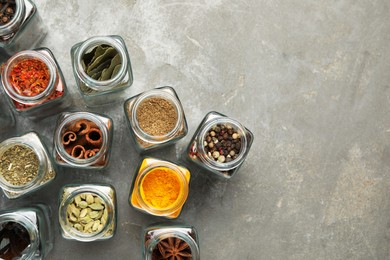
(86, 47, 117, 75)
(87, 58, 111, 77)
(111, 64, 122, 79)
(100, 53, 122, 81)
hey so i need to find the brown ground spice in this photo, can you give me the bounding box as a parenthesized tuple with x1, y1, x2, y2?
(136, 97, 178, 136)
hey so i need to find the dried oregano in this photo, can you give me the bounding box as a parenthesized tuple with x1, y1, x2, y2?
(0, 145, 39, 186)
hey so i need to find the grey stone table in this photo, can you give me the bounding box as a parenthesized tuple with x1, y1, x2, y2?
(1, 0, 390, 259)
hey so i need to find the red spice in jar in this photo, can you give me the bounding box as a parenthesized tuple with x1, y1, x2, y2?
(9, 58, 50, 97)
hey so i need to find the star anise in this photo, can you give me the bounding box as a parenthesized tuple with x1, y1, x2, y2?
(153, 236, 192, 260)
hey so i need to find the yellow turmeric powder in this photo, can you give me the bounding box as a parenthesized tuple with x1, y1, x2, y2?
(140, 167, 181, 209)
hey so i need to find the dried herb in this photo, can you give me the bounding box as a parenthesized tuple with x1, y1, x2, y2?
(0, 0, 16, 25)
(0, 221, 31, 260)
(0, 145, 39, 186)
(136, 97, 178, 136)
(152, 237, 192, 260)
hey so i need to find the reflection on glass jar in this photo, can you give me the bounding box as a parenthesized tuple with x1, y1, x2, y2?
(53, 111, 113, 169)
(0, 93, 14, 134)
(58, 184, 116, 242)
(144, 224, 200, 260)
(187, 111, 254, 179)
(124, 86, 188, 153)
(0, 48, 70, 119)
(70, 35, 133, 107)
(130, 158, 190, 219)
(0, 204, 53, 260)
(0, 132, 56, 199)
(0, 0, 47, 60)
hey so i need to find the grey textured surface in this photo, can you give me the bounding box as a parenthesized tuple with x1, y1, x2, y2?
(1, 0, 390, 259)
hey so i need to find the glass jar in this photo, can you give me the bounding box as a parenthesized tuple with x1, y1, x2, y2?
(70, 35, 133, 107)
(0, 204, 53, 259)
(187, 111, 254, 179)
(130, 157, 190, 219)
(0, 48, 70, 119)
(53, 111, 113, 169)
(0, 93, 15, 134)
(58, 184, 117, 242)
(0, 132, 56, 199)
(124, 86, 188, 153)
(0, 0, 47, 60)
(143, 223, 200, 260)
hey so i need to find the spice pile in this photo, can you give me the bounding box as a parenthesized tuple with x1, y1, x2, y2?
(0, 145, 39, 186)
(0, 221, 31, 260)
(152, 237, 192, 260)
(136, 97, 178, 136)
(66, 193, 108, 234)
(141, 167, 181, 209)
(0, 0, 16, 25)
(61, 119, 103, 159)
(203, 124, 242, 163)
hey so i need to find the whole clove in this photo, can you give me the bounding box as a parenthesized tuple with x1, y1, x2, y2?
(0, 0, 16, 25)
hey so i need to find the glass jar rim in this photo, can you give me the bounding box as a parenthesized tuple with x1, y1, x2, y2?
(0, 212, 40, 259)
(130, 89, 183, 143)
(54, 112, 109, 167)
(198, 117, 247, 171)
(135, 162, 189, 216)
(1, 50, 57, 105)
(146, 230, 200, 260)
(0, 139, 46, 192)
(0, 0, 25, 36)
(58, 187, 113, 242)
(74, 36, 128, 91)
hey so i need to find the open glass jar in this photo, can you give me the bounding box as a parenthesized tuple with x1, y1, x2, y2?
(0, 204, 53, 260)
(187, 111, 254, 179)
(0, 48, 70, 119)
(0, 0, 47, 59)
(0, 132, 56, 199)
(58, 184, 117, 242)
(53, 111, 113, 169)
(70, 35, 133, 107)
(130, 157, 190, 219)
(144, 224, 200, 260)
(124, 86, 188, 153)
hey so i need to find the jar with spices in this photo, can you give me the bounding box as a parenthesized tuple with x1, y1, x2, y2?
(0, 204, 53, 259)
(124, 87, 188, 153)
(187, 111, 254, 179)
(58, 184, 116, 242)
(130, 157, 190, 219)
(0, 94, 14, 134)
(144, 224, 200, 260)
(0, 48, 70, 119)
(0, 0, 47, 59)
(0, 132, 56, 199)
(70, 35, 133, 107)
(53, 111, 113, 169)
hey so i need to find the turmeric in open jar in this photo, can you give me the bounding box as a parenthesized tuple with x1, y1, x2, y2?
(140, 167, 181, 209)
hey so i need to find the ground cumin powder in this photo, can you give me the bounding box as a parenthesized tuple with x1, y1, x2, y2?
(136, 97, 178, 136)
(141, 167, 181, 209)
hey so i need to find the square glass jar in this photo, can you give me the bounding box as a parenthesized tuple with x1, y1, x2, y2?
(143, 223, 200, 260)
(187, 111, 254, 179)
(124, 86, 188, 153)
(70, 35, 133, 107)
(0, 0, 47, 59)
(53, 111, 113, 170)
(130, 157, 190, 219)
(0, 204, 53, 259)
(58, 184, 117, 242)
(0, 132, 56, 199)
(0, 48, 70, 119)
